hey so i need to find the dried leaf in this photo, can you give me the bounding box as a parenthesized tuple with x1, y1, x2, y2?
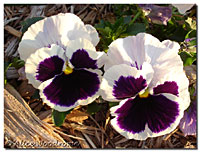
(66, 110, 89, 124)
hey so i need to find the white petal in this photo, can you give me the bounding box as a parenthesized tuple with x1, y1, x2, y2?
(105, 33, 181, 71)
(172, 4, 194, 14)
(25, 44, 66, 88)
(104, 35, 151, 71)
(140, 62, 154, 85)
(139, 33, 174, 66)
(65, 38, 106, 68)
(162, 40, 180, 52)
(149, 64, 190, 110)
(85, 24, 100, 46)
(146, 41, 190, 109)
(18, 13, 93, 61)
(100, 63, 154, 101)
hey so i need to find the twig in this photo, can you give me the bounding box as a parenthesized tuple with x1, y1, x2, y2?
(38, 109, 52, 120)
(115, 138, 129, 145)
(89, 115, 115, 148)
(76, 4, 89, 16)
(141, 140, 146, 148)
(163, 128, 178, 141)
(5, 25, 22, 38)
(82, 132, 97, 148)
(54, 129, 84, 141)
(4, 17, 20, 26)
(70, 5, 74, 14)
(95, 129, 101, 144)
(101, 130, 104, 148)
(74, 132, 90, 148)
(5, 38, 19, 57)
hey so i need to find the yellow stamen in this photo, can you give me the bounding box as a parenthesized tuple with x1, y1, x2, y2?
(64, 66, 73, 75)
(139, 88, 149, 98)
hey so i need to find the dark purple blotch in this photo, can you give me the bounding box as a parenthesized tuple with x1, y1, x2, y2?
(36, 55, 64, 82)
(70, 49, 98, 69)
(115, 94, 179, 133)
(113, 75, 147, 100)
(153, 81, 179, 96)
(43, 69, 100, 107)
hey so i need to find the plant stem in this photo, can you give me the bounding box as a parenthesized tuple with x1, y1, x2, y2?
(129, 11, 141, 25)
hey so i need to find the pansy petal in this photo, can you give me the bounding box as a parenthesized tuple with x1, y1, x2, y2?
(149, 64, 190, 110)
(38, 69, 101, 111)
(85, 24, 100, 46)
(105, 33, 182, 71)
(18, 13, 94, 61)
(179, 100, 197, 136)
(100, 63, 154, 101)
(77, 69, 102, 106)
(110, 93, 184, 140)
(104, 35, 151, 71)
(162, 40, 180, 52)
(143, 36, 190, 109)
(25, 44, 66, 88)
(153, 81, 179, 96)
(172, 4, 194, 14)
(137, 34, 180, 67)
(66, 38, 106, 68)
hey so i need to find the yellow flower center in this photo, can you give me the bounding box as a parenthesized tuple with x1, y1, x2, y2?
(139, 88, 149, 98)
(64, 62, 73, 75)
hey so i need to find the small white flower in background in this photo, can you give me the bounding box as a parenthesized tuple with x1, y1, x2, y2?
(100, 33, 190, 140)
(172, 4, 194, 14)
(18, 13, 106, 112)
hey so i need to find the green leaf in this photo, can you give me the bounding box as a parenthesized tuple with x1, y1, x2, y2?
(188, 38, 196, 47)
(109, 102, 119, 108)
(11, 57, 25, 69)
(95, 20, 105, 29)
(185, 30, 196, 39)
(4, 58, 25, 85)
(114, 25, 127, 38)
(179, 51, 196, 66)
(21, 17, 44, 34)
(123, 16, 132, 24)
(189, 85, 195, 96)
(104, 27, 112, 36)
(87, 102, 102, 115)
(52, 109, 72, 126)
(126, 23, 146, 35)
(4, 62, 13, 85)
(169, 26, 188, 42)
